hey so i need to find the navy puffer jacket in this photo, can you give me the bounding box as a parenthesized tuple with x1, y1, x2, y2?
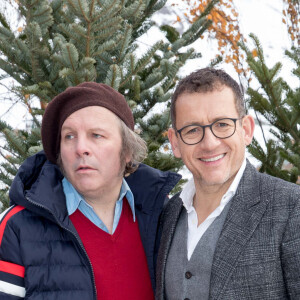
(0, 151, 181, 299)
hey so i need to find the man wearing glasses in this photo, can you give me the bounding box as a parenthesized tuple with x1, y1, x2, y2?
(156, 68, 300, 299)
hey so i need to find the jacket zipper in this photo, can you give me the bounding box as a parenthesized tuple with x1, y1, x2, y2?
(26, 196, 97, 299)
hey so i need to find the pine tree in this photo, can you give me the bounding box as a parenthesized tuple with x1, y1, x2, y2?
(0, 0, 218, 209)
(240, 34, 300, 184)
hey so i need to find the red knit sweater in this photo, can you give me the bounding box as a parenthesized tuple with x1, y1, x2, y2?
(70, 199, 154, 300)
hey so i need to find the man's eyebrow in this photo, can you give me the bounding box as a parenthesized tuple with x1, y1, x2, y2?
(181, 116, 233, 127)
(61, 126, 107, 132)
(88, 127, 107, 132)
(61, 126, 73, 132)
(210, 116, 233, 122)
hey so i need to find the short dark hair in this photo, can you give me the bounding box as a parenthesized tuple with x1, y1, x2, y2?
(170, 67, 245, 128)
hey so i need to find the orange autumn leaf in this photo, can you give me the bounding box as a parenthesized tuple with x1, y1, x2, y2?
(40, 101, 48, 110)
(179, 0, 248, 75)
(174, 0, 251, 82)
(162, 131, 168, 137)
(252, 49, 258, 57)
(283, 0, 299, 46)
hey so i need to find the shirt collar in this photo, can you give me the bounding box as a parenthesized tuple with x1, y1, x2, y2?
(222, 158, 246, 204)
(180, 178, 196, 213)
(62, 177, 135, 221)
(119, 178, 135, 221)
(181, 157, 247, 213)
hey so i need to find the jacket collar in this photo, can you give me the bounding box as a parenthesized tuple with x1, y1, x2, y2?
(209, 160, 271, 299)
(9, 151, 69, 226)
(9, 152, 181, 225)
(155, 192, 183, 299)
(125, 163, 181, 215)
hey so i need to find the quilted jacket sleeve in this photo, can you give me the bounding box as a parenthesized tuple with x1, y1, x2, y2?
(0, 206, 26, 299)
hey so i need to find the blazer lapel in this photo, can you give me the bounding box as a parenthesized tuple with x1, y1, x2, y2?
(209, 162, 271, 300)
(156, 194, 183, 299)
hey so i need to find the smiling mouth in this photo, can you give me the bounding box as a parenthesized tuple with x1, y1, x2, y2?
(200, 154, 225, 162)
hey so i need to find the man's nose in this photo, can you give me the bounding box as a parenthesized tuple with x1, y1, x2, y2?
(199, 127, 221, 149)
(76, 137, 90, 156)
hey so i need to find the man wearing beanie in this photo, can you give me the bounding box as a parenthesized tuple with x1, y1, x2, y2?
(0, 82, 181, 299)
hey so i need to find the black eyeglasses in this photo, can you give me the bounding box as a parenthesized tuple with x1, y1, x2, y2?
(176, 118, 242, 145)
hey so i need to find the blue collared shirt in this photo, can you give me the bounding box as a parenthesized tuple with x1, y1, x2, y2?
(62, 177, 135, 234)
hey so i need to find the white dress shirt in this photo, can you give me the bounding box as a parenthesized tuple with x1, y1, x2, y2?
(180, 159, 247, 260)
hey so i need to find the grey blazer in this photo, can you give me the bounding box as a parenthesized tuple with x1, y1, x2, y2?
(156, 161, 300, 300)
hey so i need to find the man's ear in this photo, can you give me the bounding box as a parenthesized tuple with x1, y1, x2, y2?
(168, 128, 182, 158)
(242, 115, 255, 146)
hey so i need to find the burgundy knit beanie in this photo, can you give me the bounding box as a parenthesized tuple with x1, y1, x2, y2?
(41, 82, 134, 164)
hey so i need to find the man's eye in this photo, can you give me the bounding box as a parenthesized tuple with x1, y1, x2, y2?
(188, 128, 198, 133)
(65, 134, 74, 140)
(217, 122, 229, 127)
(93, 133, 102, 138)
(185, 127, 200, 135)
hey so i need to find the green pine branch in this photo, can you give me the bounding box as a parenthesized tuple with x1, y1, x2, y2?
(241, 34, 299, 184)
(0, 0, 220, 208)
